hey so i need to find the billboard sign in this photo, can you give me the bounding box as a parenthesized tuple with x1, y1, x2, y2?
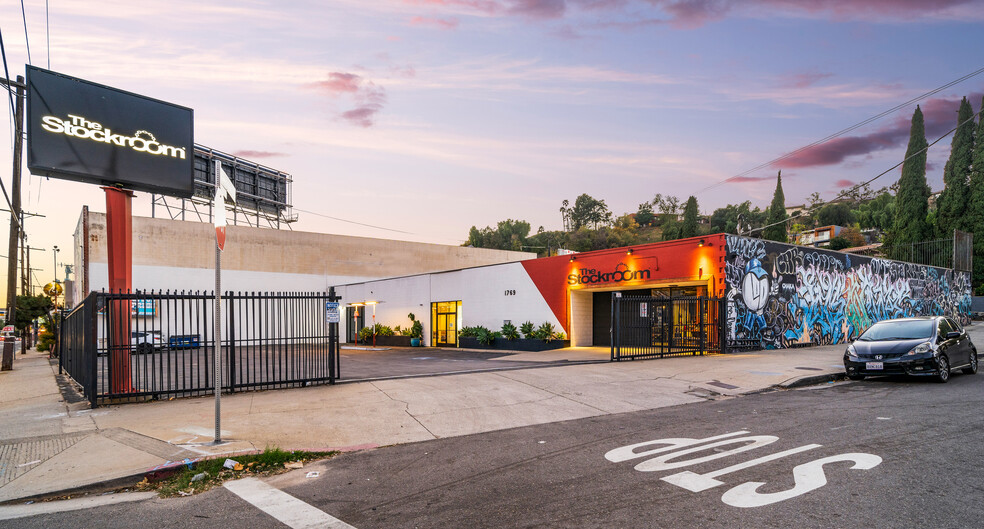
(26, 65, 194, 198)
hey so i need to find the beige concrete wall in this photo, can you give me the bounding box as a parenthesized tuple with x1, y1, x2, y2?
(81, 211, 535, 294)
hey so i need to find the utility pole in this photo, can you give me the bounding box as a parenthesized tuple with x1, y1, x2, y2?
(4, 75, 24, 325)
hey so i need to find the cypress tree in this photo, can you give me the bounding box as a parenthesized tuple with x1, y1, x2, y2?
(965, 96, 984, 290)
(680, 196, 699, 238)
(762, 171, 788, 242)
(936, 97, 974, 238)
(887, 106, 931, 250)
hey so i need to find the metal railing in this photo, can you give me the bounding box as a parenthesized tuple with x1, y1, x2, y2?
(848, 230, 973, 272)
(60, 290, 338, 406)
(611, 295, 726, 361)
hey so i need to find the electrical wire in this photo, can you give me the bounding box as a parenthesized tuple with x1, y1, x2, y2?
(741, 106, 983, 236)
(695, 65, 984, 196)
(46, 0, 50, 69)
(292, 207, 415, 234)
(20, 0, 32, 65)
(0, 28, 16, 122)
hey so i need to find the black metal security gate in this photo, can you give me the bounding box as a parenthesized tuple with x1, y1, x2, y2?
(59, 290, 339, 406)
(611, 294, 726, 361)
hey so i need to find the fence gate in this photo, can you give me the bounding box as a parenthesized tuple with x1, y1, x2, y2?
(59, 290, 339, 406)
(610, 294, 726, 361)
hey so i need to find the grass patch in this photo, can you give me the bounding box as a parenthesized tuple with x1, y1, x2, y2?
(138, 447, 338, 498)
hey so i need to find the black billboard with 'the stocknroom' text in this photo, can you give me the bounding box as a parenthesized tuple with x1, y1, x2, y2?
(26, 65, 194, 198)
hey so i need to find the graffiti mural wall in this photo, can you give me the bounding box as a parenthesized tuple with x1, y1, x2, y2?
(725, 235, 972, 349)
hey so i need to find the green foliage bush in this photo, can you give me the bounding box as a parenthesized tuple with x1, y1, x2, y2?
(519, 321, 535, 339)
(500, 322, 519, 340)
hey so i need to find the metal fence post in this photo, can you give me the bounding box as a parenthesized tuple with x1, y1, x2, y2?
(227, 293, 236, 392)
(87, 294, 98, 408)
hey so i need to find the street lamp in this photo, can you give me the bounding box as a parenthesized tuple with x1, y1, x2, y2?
(52, 246, 59, 282)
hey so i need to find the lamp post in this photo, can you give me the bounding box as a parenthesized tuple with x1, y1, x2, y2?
(52, 246, 59, 281)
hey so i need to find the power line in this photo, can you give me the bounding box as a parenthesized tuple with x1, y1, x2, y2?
(292, 207, 415, 234)
(742, 106, 983, 236)
(45, 0, 50, 69)
(0, 28, 16, 122)
(695, 65, 984, 196)
(20, 0, 32, 65)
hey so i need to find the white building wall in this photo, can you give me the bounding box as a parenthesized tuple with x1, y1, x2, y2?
(335, 262, 563, 344)
(569, 290, 593, 347)
(338, 276, 432, 342)
(429, 263, 560, 332)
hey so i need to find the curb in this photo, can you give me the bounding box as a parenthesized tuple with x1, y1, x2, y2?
(0, 472, 150, 506)
(780, 372, 847, 389)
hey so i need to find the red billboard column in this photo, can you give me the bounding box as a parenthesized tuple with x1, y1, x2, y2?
(103, 186, 134, 393)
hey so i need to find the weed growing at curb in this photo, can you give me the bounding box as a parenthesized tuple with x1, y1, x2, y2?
(138, 447, 338, 498)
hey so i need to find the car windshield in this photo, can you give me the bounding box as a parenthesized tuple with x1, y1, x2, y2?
(858, 320, 934, 341)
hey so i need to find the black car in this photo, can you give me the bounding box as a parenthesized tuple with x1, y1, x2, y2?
(844, 316, 978, 383)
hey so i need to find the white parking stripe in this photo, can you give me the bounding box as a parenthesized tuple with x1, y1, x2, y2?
(224, 478, 356, 529)
(0, 492, 157, 520)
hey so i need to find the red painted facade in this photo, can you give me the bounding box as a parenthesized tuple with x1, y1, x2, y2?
(521, 234, 727, 333)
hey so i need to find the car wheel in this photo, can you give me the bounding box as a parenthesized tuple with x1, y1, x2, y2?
(962, 350, 978, 375)
(936, 355, 950, 383)
(847, 374, 865, 381)
(136, 343, 153, 355)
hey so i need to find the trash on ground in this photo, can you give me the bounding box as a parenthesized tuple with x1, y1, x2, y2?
(284, 461, 304, 470)
(223, 459, 239, 470)
(305, 471, 320, 478)
(191, 472, 207, 482)
(233, 463, 244, 471)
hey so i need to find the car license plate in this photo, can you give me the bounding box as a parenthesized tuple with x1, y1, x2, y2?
(865, 362, 883, 370)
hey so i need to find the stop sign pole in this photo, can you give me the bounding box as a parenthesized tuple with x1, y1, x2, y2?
(212, 160, 236, 445)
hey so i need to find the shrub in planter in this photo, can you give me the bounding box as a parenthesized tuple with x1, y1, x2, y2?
(533, 322, 557, 341)
(501, 322, 519, 340)
(520, 321, 535, 339)
(407, 313, 423, 346)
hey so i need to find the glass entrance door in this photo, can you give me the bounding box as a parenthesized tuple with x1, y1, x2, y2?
(431, 301, 461, 347)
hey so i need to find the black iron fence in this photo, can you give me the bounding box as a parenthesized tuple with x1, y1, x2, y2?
(611, 294, 726, 361)
(59, 291, 338, 406)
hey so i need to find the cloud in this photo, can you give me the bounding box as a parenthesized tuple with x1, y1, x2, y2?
(404, 0, 984, 30)
(774, 92, 984, 169)
(835, 179, 854, 188)
(308, 72, 389, 127)
(232, 150, 288, 159)
(409, 15, 460, 28)
(342, 84, 388, 127)
(779, 71, 835, 89)
(508, 0, 567, 18)
(728, 174, 780, 183)
(308, 72, 361, 94)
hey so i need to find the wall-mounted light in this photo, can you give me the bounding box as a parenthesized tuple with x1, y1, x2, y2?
(569, 255, 576, 262)
(698, 239, 705, 247)
(626, 248, 634, 255)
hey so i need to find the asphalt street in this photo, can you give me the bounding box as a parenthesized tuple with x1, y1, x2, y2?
(4, 367, 981, 529)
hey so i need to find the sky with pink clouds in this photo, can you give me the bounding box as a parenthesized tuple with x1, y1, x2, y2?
(2, 0, 984, 296)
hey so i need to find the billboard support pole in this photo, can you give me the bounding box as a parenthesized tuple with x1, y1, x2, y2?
(102, 186, 134, 393)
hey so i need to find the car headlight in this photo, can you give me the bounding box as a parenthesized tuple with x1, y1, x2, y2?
(846, 345, 858, 359)
(906, 342, 932, 356)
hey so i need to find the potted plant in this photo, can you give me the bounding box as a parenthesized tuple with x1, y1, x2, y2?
(408, 313, 423, 347)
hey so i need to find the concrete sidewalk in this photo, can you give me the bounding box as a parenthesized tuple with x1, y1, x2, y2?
(0, 340, 855, 503)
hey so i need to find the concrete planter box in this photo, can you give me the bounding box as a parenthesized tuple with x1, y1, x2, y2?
(370, 335, 413, 347)
(458, 337, 570, 352)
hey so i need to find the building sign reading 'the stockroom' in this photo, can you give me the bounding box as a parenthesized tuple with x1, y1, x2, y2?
(26, 65, 194, 198)
(568, 264, 651, 285)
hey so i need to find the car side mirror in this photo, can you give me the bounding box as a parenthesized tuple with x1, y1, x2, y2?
(946, 331, 961, 340)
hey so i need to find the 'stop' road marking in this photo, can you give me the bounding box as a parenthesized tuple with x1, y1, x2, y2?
(224, 477, 356, 529)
